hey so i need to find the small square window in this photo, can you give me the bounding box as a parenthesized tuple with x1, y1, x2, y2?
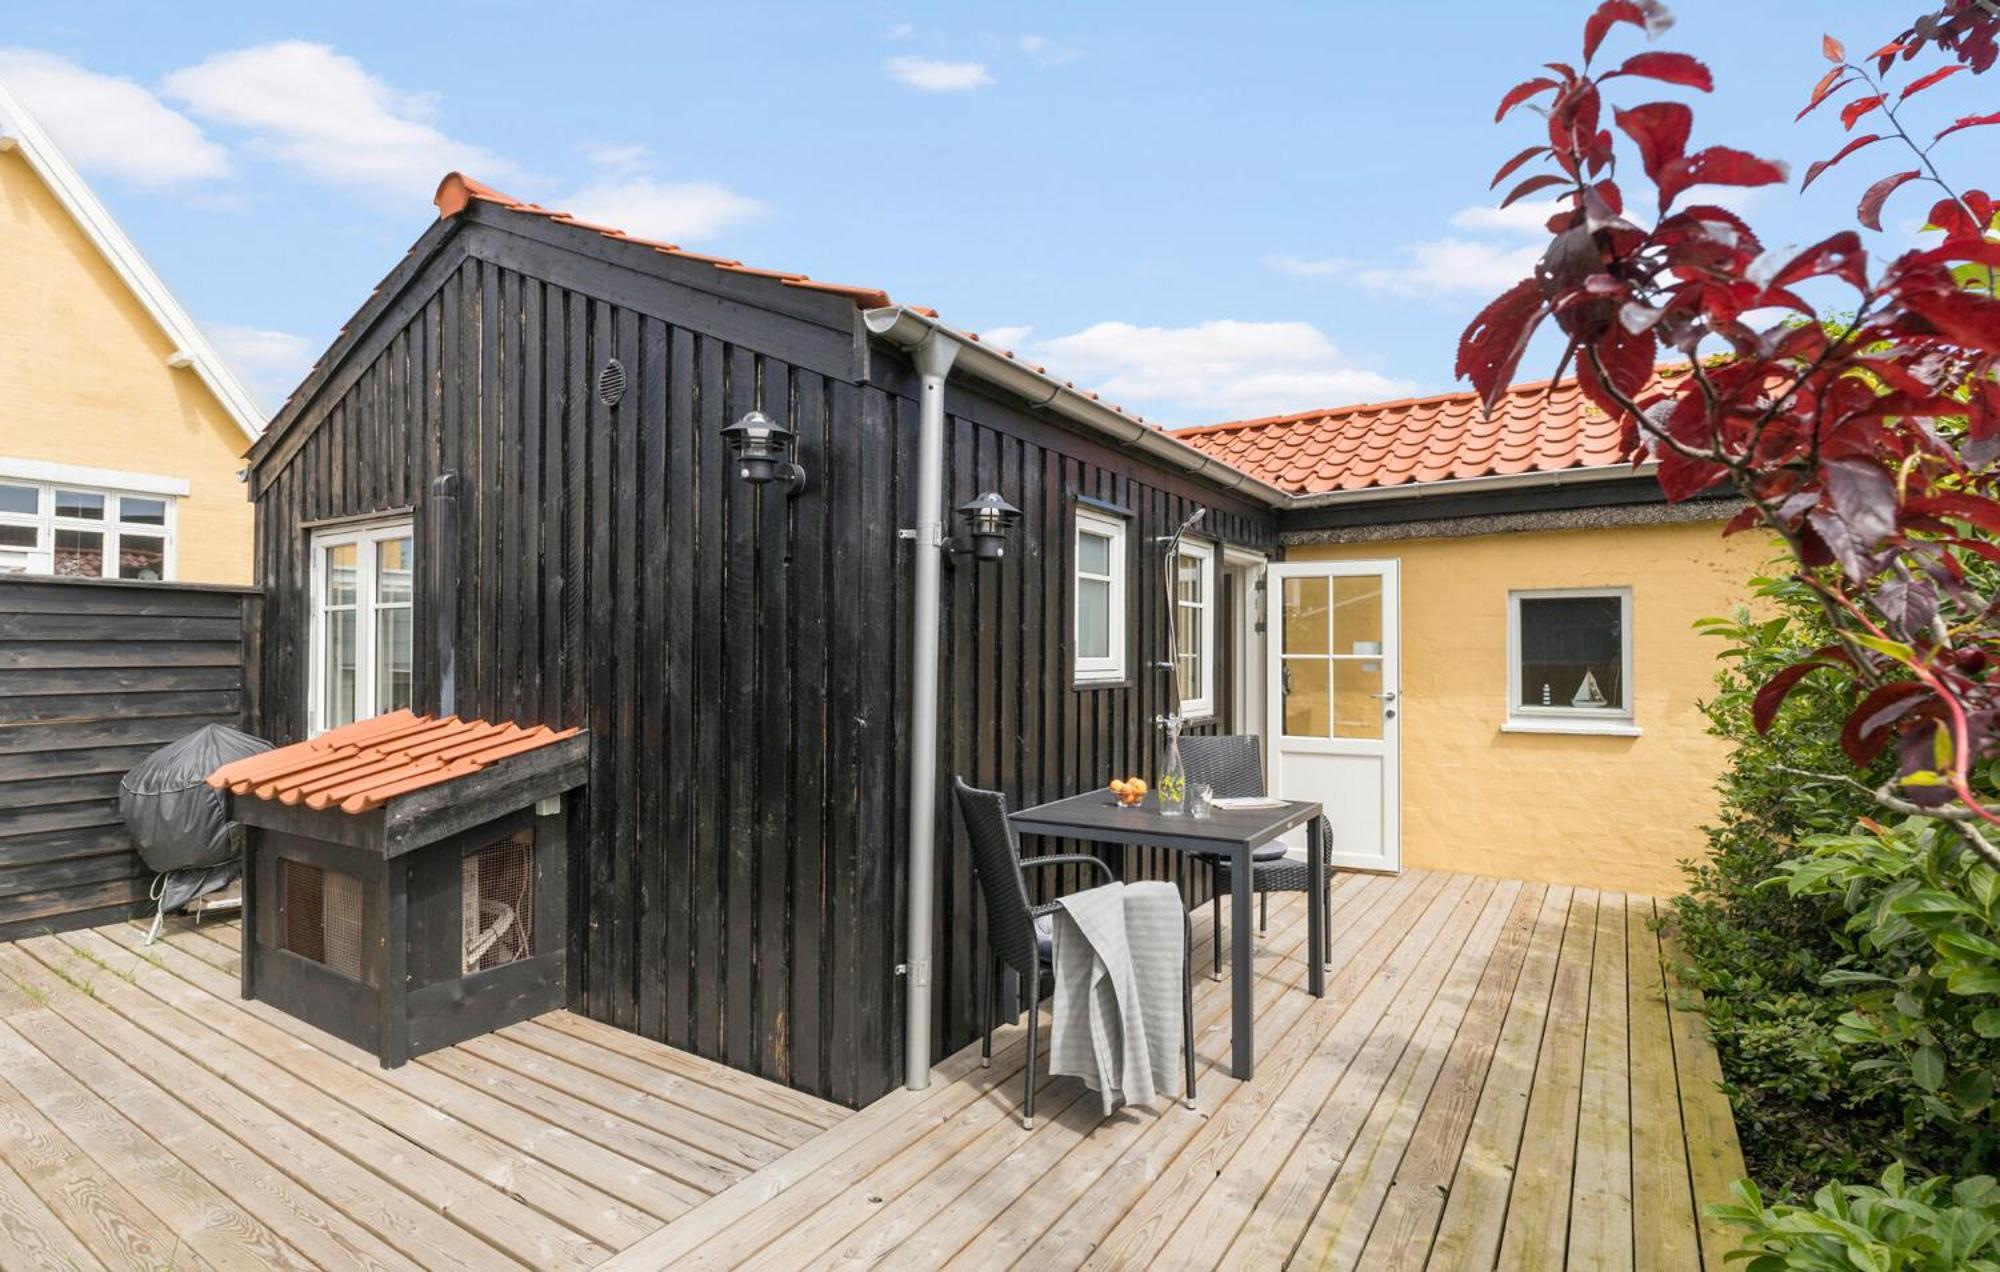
(119, 496, 168, 526)
(1507, 588, 1636, 734)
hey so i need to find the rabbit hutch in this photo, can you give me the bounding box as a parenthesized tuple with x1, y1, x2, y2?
(207, 710, 588, 1067)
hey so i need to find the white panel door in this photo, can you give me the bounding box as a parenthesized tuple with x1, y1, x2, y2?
(1265, 560, 1401, 873)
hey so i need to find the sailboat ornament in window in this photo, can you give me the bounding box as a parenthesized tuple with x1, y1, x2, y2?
(1571, 670, 1609, 708)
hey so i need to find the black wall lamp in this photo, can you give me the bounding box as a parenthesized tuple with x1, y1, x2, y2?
(948, 491, 1022, 562)
(721, 410, 806, 496)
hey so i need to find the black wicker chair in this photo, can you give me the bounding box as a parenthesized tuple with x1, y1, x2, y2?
(953, 777, 1196, 1129)
(1179, 734, 1336, 977)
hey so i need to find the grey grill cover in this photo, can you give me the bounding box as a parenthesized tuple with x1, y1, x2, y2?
(119, 724, 271, 874)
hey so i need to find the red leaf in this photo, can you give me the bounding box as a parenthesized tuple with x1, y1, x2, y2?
(1842, 681, 1929, 765)
(1752, 658, 1836, 734)
(1496, 77, 1559, 122)
(1797, 67, 1850, 121)
(1841, 93, 1887, 130)
(1577, 328, 1658, 422)
(1662, 146, 1789, 206)
(1610, 50, 1713, 91)
(1906, 492, 2000, 531)
(1937, 111, 2000, 142)
(1613, 101, 1692, 185)
(1499, 173, 1571, 208)
(1768, 231, 1869, 292)
(1583, 0, 1645, 64)
(1457, 278, 1549, 408)
(1489, 144, 1550, 190)
(1824, 33, 1847, 63)
(1858, 169, 1922, 230)
(1802, 133, 1881, 191)
(1901, 62, 1965, 100)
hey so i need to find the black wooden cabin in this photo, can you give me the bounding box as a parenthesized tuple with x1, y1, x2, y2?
(240, 172, 1284, 1107)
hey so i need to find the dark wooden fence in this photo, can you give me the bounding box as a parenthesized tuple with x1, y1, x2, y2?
(0, 576, 261, 940)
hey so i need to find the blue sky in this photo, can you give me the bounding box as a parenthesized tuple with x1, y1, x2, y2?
(2, 1, 1989, 425)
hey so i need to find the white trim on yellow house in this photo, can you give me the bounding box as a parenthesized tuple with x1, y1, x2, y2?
(0, 76, 265, 443)
(0, 456, 192, 497)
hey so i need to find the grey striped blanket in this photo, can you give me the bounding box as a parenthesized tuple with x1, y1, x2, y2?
(1048, 880, 1186, 1116)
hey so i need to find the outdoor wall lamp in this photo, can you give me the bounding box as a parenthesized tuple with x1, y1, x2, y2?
(947, 491, 1022, 562)
(721, 409, 806, 496)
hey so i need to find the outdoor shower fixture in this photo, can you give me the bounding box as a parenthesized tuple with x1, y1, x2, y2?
(721, 409, 806, 495)
(947, 491, 1022, 562)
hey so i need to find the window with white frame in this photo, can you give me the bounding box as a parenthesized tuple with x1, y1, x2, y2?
(1507, 587, 1636, 733)
(1074, 507, 1128, 684)
(1174, 539, 1216, 717)
(310, 521, 415, 735)
(0, 480, 175, 580)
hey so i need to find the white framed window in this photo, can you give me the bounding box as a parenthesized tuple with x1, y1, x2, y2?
(0, 478, 176, 580)
(309, 520, 415, 736)
(1073, 506, 1128, 684)
(1505, 587, 1639, 736)
(1174, 538, 1216, 718)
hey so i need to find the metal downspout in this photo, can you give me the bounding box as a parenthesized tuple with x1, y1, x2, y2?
(904, 331, 959, 1090)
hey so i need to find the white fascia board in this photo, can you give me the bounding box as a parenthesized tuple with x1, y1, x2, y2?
(0, 455, 193, 496)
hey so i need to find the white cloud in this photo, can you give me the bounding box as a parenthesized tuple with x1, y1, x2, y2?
(885, 55, 994, 92)
(978, 324, 1033, 349)
(162, 42, 517, 200)
(558, 177, 765, 243)
(1449, 199, 1565, 235)
(581, 141, 651, 175)
(0, 48, 229, 186)
(1267, 238, 1539, 296)
(1026, 319, 1411, 425)
(1019, 34, 1080, 65)
(205, 321, 313, 409)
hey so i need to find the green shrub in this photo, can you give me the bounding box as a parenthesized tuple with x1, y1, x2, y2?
(1713, 1164, 2000, 1271)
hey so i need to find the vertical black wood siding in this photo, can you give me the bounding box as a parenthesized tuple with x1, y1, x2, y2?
(0, 577, 260, 940)
(250, 231, 1278, 1106)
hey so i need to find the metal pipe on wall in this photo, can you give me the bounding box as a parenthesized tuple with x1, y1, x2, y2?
(901, 331, 958, 1090)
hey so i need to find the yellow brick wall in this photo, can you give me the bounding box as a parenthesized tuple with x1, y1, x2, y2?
(0, 148, 253, 585)
(1289, 517, 1774, 894)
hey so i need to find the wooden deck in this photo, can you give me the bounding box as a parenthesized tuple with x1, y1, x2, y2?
(0, 869, 1747, 1270)
(0, 915, 848, 1269)
(604, 870, 1747, 1270)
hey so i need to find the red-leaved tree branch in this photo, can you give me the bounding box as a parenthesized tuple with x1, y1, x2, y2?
(1461, 0, 2000, 863)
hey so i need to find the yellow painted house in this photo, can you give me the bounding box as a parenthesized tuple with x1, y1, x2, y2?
(1180, 376, 1769, 895)
(0, 77, 262, 585)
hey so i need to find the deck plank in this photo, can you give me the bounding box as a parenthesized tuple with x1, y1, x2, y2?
(1657, 899, 1750, 1271)
(1628, 896, 1701, 1272)
(1567, 893, 1634, 1271)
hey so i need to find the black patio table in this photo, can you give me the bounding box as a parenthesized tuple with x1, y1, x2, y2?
(1007, 790, 1326, 1080)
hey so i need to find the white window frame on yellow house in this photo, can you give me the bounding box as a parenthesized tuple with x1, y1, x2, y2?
(308, 518, 415, 737)
(0, 459, 184, 580)
(1174, 538, 1217, 719)
(1504, 585, 1640, 736)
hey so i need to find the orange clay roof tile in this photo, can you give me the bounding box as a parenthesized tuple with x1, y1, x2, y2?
(1173, 373, 1681, 495)
(208, 710, 581, 815)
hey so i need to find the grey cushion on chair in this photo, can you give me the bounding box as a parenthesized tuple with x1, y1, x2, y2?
(1034, 913, 1054, 960)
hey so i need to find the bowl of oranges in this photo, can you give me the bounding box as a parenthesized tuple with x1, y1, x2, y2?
(1108, 776, 1148, 808)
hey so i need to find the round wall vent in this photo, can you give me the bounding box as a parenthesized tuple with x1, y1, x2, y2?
(597, 358, 626, 407)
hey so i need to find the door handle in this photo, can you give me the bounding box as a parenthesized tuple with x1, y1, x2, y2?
(1370, 691, 1397, 701)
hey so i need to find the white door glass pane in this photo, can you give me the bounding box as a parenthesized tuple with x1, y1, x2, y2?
(1332, 659, 1385, 740)
(1283, 576, 1331, 655)
(55, 490, 104, 520)
(1332, 576, 1383, 654)
(0, 484, 34, 515)
(1077, 577, 1111, 658)
(118, 534, 166, 580)
(326, 609, 359, 728)
(1283, 658, 1331, 738)
(119, 496, 168, 525)
(377, 537, 414, 603)
(324, 543, 359, 605)
(376, 606, 413, 713)
(1077, 529, 1111, 576)
(54, 529, 103, 576)
(1519, 596, 1623, 709)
